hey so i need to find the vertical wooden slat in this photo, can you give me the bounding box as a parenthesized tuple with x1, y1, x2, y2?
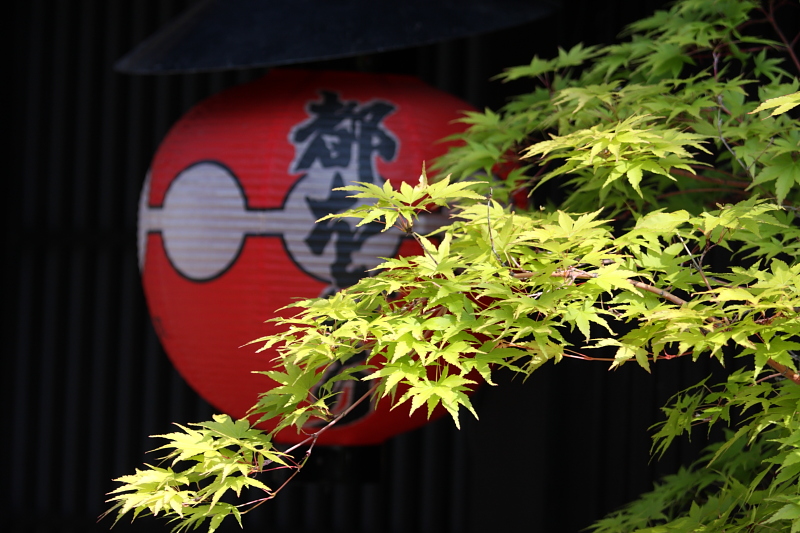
(34, 250, 63, 510)
(45, 1, 72, 232)
(420, 422, 446, 533)
(19, 0, 46, 230)
(388, 432, 415, 533)
(111, 252, 138, 480)
(60, 250, 88, 516)
(9, 252, 37, 514)
(448, 428, 467, 533)
(464, 36, 487, 108)
(71, 0, 97, 233)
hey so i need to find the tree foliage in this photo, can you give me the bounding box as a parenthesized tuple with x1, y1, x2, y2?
(107, 0, 800, 531)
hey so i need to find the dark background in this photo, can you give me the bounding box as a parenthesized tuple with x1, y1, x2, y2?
(8, 1, 723, 531)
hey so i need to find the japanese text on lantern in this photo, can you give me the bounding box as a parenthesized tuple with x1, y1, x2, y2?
(289, 91, 399, 288)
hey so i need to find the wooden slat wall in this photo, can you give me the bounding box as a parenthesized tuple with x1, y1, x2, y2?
(9, 1, 718, 532)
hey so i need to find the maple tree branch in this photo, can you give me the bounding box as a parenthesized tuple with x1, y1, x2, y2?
(717, 95, 754, 180)
(676, 233, 713, 291)
(513, 266, 799, 383)
(657, 187, 744, 201)
(514, 268, 691, 306)
(267, 381, 381, 465)
(561, 347, 692, 363)
(241, 381, 382, 512)
(668, 168, 750, 188)
(561, 348, 615, 362)
(765, 359, 800, 385)
(763, 0, 800, 74)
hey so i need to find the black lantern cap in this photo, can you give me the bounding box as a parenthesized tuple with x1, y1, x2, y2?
(115, 0, 557, 74)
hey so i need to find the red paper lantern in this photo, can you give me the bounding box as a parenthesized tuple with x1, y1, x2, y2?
(137, 69, 474, 445)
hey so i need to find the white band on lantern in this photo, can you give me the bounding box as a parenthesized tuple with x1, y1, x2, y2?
(138, 161, 445, 284)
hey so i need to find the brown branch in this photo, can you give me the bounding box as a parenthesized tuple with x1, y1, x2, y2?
(514, 268, 690, 304)
(241, 381, 382, 512)
(561, 348, 616, 362)
(514, 266, 799, 383)
(669, 168, 750, 189)
(676, 233, 713, 291)
(266, 381, 381, 464)
(562, 347, 692, 363)
(627, 280, 688, 305)
(657, 187, 744, 201)
(515, 268, 687, 305)
(764, 0, 800, 74)
(765, 359, 800, 386)
(717, 95, 755, 179)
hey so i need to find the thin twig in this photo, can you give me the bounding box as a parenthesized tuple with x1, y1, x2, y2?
(745, 137, 774, 177)
(412, 232, 440, 267)
(562, 347, 690, 363)
(716, 94, 753, 180)
(628, 280, 687, 305)
(676, 233, 712, 291)
(261, 381, 381, 469)
(513, 267, 689, 305)
(486, 188, 504, 266)
(517, 264, 800, 384)
(241, 381, 382, 512)
(669, 168, 750, 189)
(657, 187, 743, 201)
(763, 0, 800, 74)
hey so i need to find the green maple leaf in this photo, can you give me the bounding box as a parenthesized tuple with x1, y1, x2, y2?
(750, 91, 800, 117)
